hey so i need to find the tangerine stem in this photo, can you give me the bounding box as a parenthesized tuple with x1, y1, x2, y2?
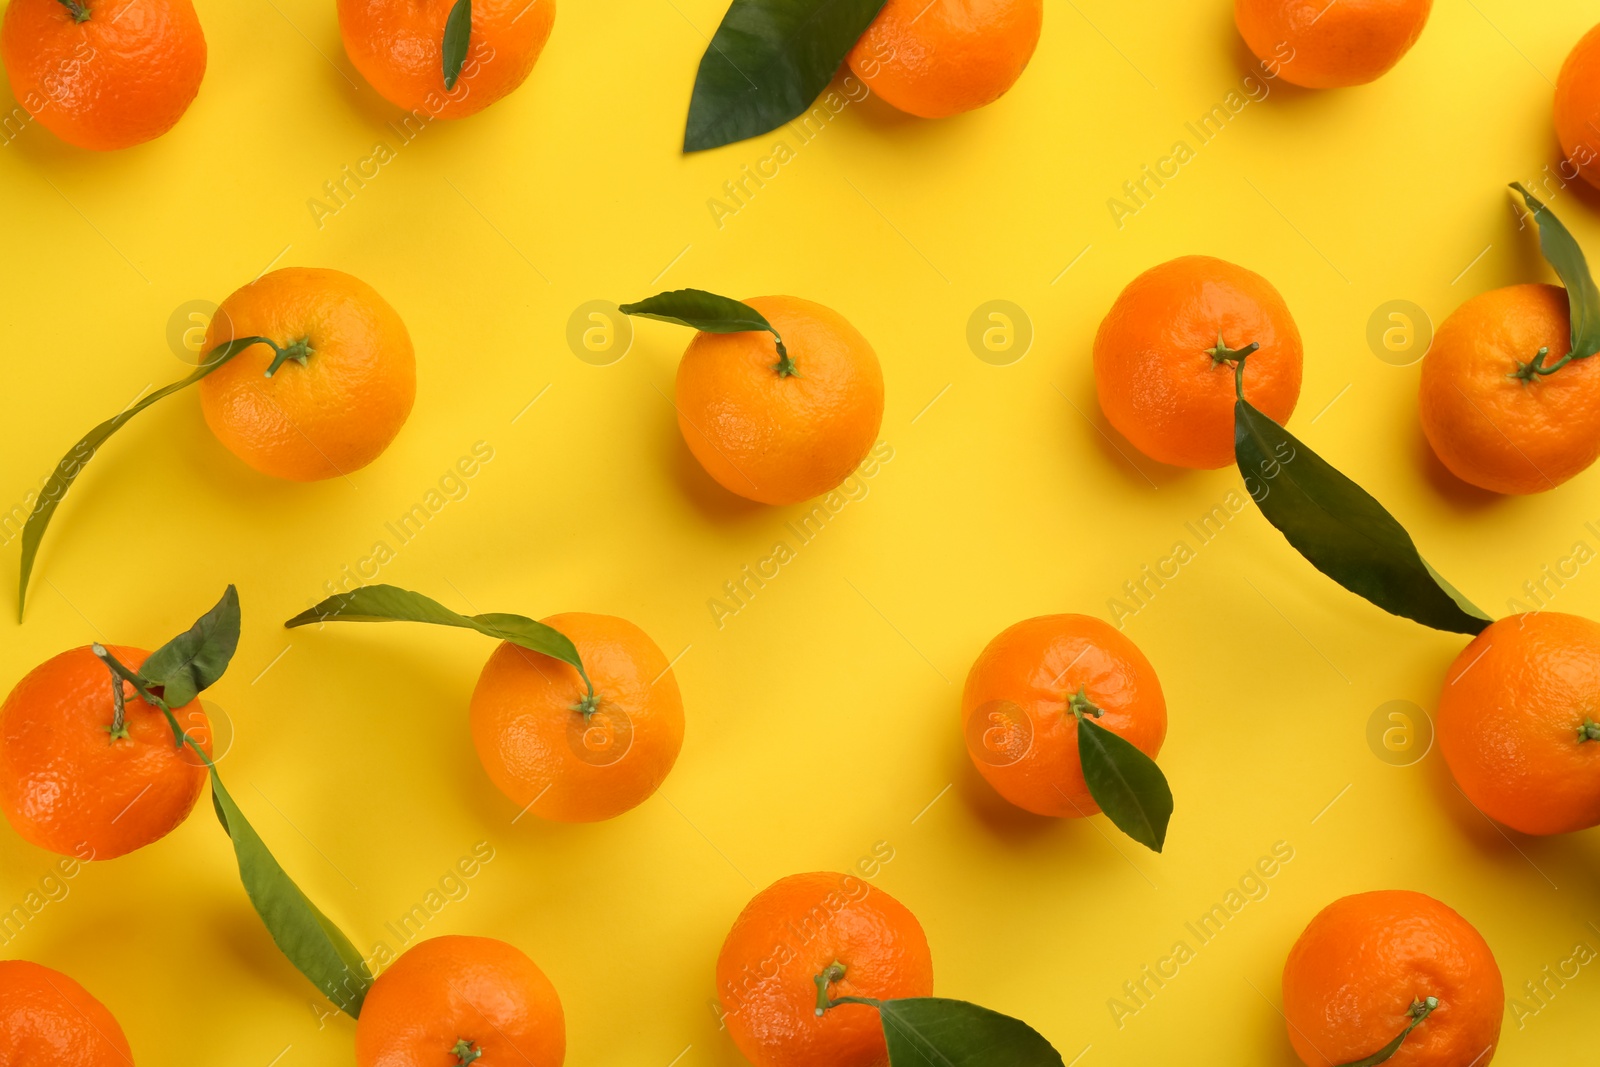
(55, 0, 90, 21)
(450, 1039, 483, 1066)
(771, 337, 798, 378)
(263, 337, 314, 378)
(91, 644, 196, 751)
(1067, 685, 1102, 723)
(1580, 720, 1600, 743)
(1509, 345, 1577, 382)
(1334, 997, 1438, 1067)
(813, 961, 846, 1016)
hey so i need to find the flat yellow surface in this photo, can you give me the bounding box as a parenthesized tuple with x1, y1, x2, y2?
(2, 0, 1600, 1063)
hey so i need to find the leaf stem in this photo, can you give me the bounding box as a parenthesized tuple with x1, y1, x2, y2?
(1580, 720, 1600, 743)
(1335, 997, 1438, 1067)
(813, 960, 846, 1015)
(263, 337, 314, 378)
(1067, 685, 1102, 722)
(1205, 334, 1259, 400)
(450, 1039, 483, 1066)
(56, 0, 90, 21)
(771, 337, 798, 377)
(90, 644, 196, 751)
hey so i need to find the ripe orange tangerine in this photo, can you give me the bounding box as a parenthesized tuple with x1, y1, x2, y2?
(1235, 0, 1432, 89)
(0, 959, 133, 1065)
(1555, 22, 1600, 189)
(846, 0, 1043, 119)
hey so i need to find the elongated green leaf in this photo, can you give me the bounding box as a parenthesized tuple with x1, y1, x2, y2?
(284, 584, 588, 685)
(1235, 398, 1492, 636)
(207, 763, 371, 1016)
(442, 0, 472, 90)
(619, 289, 777, 338)
(140, 586, 241, 709)
(683, 0, 889, 152)
(1511, 182, 1600, 361)
(1077, 717, 1172, 852)
(873, 998, 1065, 1067)
(17, 336, 269, 622)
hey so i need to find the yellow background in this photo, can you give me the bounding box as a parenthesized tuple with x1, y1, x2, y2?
(2, 0, 1599, 1063)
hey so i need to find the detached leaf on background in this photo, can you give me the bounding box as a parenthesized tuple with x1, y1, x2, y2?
(683, 0, 889, 152)
(285, 584, 588, 684)
(1077, 716, 1172, 853)
(1510, 182, 1600, 364)
(1233, 369, 1492, 636)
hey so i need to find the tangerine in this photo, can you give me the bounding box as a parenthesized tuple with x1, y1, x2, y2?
(674, 296, 883, 505)
(1556, 24, 1600, 190)
(469, 613, 683, 822)
(199, 267, 416, 483)
(0, 644, 211, 860)
(1094, 255, 1302, 470)
(1437, 612, 1600, 835)
(0, 959, 133, 1066)
(716, 871, 933, 1067)
(846, 0, 1042, 119)
(961, 614, 1165, 817)
(0, 0, 206, 150)
(355, 935, 565, 1067)
(1235, 0, 1432, 89)
(1282, 890, 1502, 1067)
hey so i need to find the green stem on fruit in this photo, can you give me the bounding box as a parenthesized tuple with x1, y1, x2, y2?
(1335, 997, 1439, 1067)
(772, 338, 798, 378)
(91, 644, 194, 751)
(105, 670, 130, 742)
(263, 337, 313, 377)
(813, 960, 847, 1016)
(1207, 335, 1259, 367)
(56, 0, 90, 21)
(568, 676, 600, 717)
(1067, 685, 1103, 722)
(1580, 720, 1600, 743)
(450, 1039, 483, 1066)
(1508, 345, 1578, 382)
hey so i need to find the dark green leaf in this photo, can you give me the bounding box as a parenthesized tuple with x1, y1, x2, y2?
(442, 0, 472, 91)
(683, 0, 889, 152)
(873, 998, 1065, 1067)
(619, 288, 776, 338)
(1235, 398, 1492, 636)
(283, 584, 587, 685)
(140, 586, 241, 709)
(207, 764, 371, 1017)
(17, 336, 268, 622)
(1077, 717, 1172, 852)
(1511, 182, 1600, 361)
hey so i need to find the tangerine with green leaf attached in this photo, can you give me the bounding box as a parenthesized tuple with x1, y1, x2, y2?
(355, 935, 565, 1067)
(0, 0, 207, 150)
(0, 645, 211, 859)
(338, 0, 556, 118)
(1437, 612, 1600, 836)
(1556, 23, 1600, 190)
(1235, 0, 1432, 89)
(962, 614, 1170, 849)
(199, 267, 416, 482)
(0, 959, 133, 1065)
(717, 872, 933, 1067)
(846, 0, 1043, 119)
(471, 612, 683, 822)
(1282, 890, 1502, 1067)
(1095, 255, 1303, 470)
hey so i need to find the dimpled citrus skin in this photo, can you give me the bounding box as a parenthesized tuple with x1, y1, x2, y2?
(1094, 255, 1302, 470)
(0, 960, 133, 1066)
(355, 935, 565, 1067)
(0, 0, 206, 151)
(1419, 284, 1600, 495)
(846, 0, 1042, 119)
(0, 645, 211, 860)
(338, 0, 555, 118)
(1235, 0, 1432, 89)
(1557, 25, 1600, 189)
(199, 268, 416, 483)
(1282, 891, 1503, 1067)
(1437, 613, 1600, 836)
(961, 614, 1165, 817)
(469, 613, 684, 823)
(717, 872, 933, 1067)
(675, 296, 884, 506)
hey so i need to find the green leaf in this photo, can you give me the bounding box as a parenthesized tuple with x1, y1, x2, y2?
(442, 0, 472, 91)
(1511, 182, 1600, 361)
(283, 584, 588, 687)
(683, 0, 889, 152)
(1077, 716, 1172, 853)
(619, 288, 777, 339)
(206, 763, 372, 1016)
(17, 336, 268, 622)
(1235, 397, 1493, 636)
(872, 998, 1065, 1066)
(140, 586, 241, 710)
